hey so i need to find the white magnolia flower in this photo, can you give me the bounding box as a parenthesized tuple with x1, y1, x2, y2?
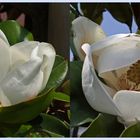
(73, 16, 140, 126)
(72, 16, 106, 61)
(0, 30, 56, 107)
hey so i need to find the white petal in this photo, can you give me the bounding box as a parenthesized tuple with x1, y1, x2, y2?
(0, 87, 11, 106)
(91, 34, 132, 69)
(37, 43, 56, 90)
(97, 34, 140, 75)
(82, 44, 121, 116)
(0, 30, 9, 45)
(113, 90, 140, 125)
(90, 34, 134, 54)
(10, 47, 28, 69)
(10, 41, 39, 66)
(11, 41, 56, 90)
(0, 46, 43, 106)
(102, 82, 116, 97)
(89, 34, 140, 90)
(72, 16, 106, 60)
(0, 38, 10, 81)
(11, 41, 40, 58)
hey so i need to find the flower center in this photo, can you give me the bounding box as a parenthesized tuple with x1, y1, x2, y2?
(127, 60, 140, 85)
(118, 60, 140, 91)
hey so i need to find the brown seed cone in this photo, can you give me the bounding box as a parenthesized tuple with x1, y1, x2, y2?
(127, 60, 140, 85)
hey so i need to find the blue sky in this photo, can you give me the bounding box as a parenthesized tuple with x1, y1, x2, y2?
(101, 11, 137, 35)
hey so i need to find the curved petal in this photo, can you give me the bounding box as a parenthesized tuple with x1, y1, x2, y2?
(0, 38, 10, 82)
(10, 41, 39, 66)
(99, 67, 130, 90)
(90, 34, 140, 90)
(37, 42, 56, 90)
(91, 34, 132, 69)
(91, 34, 135, 54)
(10, 41, 56, 90)
(82, 43, 121, 116)
(0, 30, 9, 45)
(113, 90, 140, 125)
(72, 16, 106, 60)
(0, 46, 43, 106)
(10, 46, 28, 69)
(97, 34, 140, 75)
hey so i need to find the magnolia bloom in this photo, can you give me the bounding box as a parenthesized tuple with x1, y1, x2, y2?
(72, 16, 106, 61)
(73, 16, 140, 126)
(0, 30, 55, 107)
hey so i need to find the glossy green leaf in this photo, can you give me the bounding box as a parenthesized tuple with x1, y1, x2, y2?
(81, 3, 105, 24)
(105, 3, 133, 32)
(14, 125, 32, 137)
(54, 92, 70, 103)
(14, 124, 50, 137)
(71, 61, 98, 127)
(81, 113, 124, 137)
(0, 89, 54, 124)
(0, 20, 33, 45)
(120, 122, 140, 137)
(43, 55, 68, 92)
(41, 113, 69, 137)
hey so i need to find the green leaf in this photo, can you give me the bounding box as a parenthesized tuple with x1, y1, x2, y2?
(0, 20, 33, 45)
(15, 124, 49, 137)
(120, 122, 140, 137)
(0, 89, 54, 124)
(43, 55, 68, 92)
(81, 113, 124, 137)
(54, 92, 70, 103)
(71, 61, 98, 127)
(81, 3, 105, 24)
(41, 113, 69, 137)
(14, 125, 32, 137)
(105, 3, 133, 32)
